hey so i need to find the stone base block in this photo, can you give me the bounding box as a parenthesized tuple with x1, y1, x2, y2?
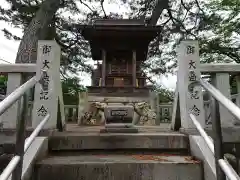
(34, 155, 202, 180)
(48, 132, 189, 150)
(100, 127, 138, 133)
(104, 105, 134, 124)
(105, 123, 133, 128)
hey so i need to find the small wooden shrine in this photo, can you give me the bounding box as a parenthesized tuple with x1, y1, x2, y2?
(79, 19, 162, 97)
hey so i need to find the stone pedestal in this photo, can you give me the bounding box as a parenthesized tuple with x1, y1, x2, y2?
(177, 40, 205, 130)
(104, 105, 134, 125)
(101, 105, 138, 133)
(100, 127, 138, 133)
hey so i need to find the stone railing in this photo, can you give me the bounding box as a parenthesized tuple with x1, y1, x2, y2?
(0, 64, 36, 128)
(0, 40, 65, 130)
(65, 103, 173, 124)
(157, 64, 240, 127)
(25, 103, 78, 124)
(199, 64, 240, 127)
(204, 93, 240, 125)
(159, 94, 240, 125)
(0, 55, 239, 128)
(158, 103, 173, 123)
(172, 40, 240, 129)
(64, 105, 78, 122)
(61, 94, 240, 125)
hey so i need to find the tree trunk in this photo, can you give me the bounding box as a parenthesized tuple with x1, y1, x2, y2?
(149, 0, 169, 25)
(15, 0, 61, 63)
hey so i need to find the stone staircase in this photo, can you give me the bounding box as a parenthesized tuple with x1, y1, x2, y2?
(31, 128, 204, 180)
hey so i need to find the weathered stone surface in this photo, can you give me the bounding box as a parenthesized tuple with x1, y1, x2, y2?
(34, 155, 202, 180)
(181, 126, 240, 142)
(189, 135, 216, 180)
(100, 127, 138, 133)
(104, 105, 134, 124)
(21, 137, 48, 180)
(48, 133, 189, 150)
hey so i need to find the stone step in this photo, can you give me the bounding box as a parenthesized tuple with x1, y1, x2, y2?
(33, 154, 202, 180)
(48, 132, 189, 151)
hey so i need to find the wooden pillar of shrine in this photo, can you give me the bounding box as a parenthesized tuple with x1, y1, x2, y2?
(101, 49, 106, 86)
(132, 50, 137, 87)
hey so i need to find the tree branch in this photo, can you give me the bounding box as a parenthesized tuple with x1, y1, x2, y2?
(160, 17, 171, 26)
(167, 8, 198, 39)
(78, 0, 95, 13)
(148, 0, 169, 25)
(9, 0, 21, 10)
(100, 0, 107, 18)
(194, 0, 205, 15)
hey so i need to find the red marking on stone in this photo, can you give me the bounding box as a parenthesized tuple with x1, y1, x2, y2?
(184, 156, 201, 163)
(131, 155, 172, 162)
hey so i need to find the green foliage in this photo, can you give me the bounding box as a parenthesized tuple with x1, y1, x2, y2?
(155, 87, 174, 103)
(0, 75, 7, 95)
(61, 77, 87, 105)
(0, 0, 240, 87)
(129, 0, 240, 74)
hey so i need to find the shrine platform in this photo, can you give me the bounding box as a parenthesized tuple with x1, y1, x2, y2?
(87, 86, 152, 97)
(48, 124, 188, 151)
(64, 123, 172, 133)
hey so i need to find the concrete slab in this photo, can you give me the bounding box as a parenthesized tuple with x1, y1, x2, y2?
(48, 132, 188, 151)
(64, 124, 173, 133)
(5, 137, 48, 180)
(100, 128, 139, 133)
(21, 137, 48, 180)
(104, 105, 134, 124)
(181, 126, 240, 143)
(34, 154, 202, 180)
(189, 135, 216, 180)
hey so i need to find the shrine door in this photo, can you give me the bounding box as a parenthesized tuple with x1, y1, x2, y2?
(114, 78, 124, 87)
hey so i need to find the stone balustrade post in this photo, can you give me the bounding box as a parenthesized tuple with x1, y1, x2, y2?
(32, 40, 64, 129)
(177, 40, 205, 130)
(1, 73, 22, 129)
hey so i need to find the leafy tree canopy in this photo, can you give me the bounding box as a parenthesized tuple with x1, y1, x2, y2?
(0, 0, 239, 85)
(157, 88, 174, 103)
(62, 77, 87, 104)
(0, 75, 7, 95)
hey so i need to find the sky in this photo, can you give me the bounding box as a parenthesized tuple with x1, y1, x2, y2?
(0, 0, 177, 90)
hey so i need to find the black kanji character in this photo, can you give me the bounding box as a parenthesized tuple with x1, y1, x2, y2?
(39, 71, 50, 91)
(189, 86, 199, 99)
(189, 60, 196, 69)
(42, 82, 49, 91)
(40, 90, 48, 100)
(190, 91, 199, 99)
(187, 45, 195, 54)
(42, 45, 51, 55)
(191, 105, 200, 116)
(42, 60, 50, 69)
(37, 105, 48, 116)
(42, 71, 49, 82)
(189, 71, 197, 81)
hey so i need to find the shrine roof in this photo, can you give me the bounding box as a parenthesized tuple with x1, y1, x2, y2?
(77, 19, 162, 40)
(75, 19, 162, 60)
